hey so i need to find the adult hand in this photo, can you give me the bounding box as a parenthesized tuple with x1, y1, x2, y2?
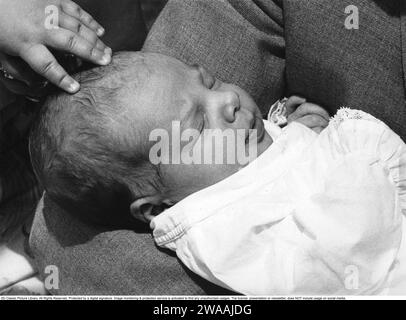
(285, 96, 330, 134)
(0, 0, 111, 94)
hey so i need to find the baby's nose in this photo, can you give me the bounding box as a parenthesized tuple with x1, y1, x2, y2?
(217, 91, 240, 123)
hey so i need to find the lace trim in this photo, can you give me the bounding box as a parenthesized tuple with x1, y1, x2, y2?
(268, 98, 288, 127)
(329, 108, 380, 129)
(154, 223, 186, 246)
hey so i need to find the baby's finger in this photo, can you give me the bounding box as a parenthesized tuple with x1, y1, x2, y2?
(61, 0, 105, 36)
(285, 95, 307, 116)
(312, 127, 325, 134)
(46, 29, 111, 66)
(288, 103, 330, 123)
(294, 114, 329, 130)
(20, 44, 79, 93)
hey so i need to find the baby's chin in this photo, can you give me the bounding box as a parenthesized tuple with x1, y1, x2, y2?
(245, 120, 273, 163)
(258, 131, 273, 155)
(252, 130, 273, 159)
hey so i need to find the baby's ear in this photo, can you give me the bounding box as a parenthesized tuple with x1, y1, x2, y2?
(130, 196, 173, 223)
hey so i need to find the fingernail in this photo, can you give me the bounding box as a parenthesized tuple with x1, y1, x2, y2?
(100, 53, 111, 65)
(68, 81, 80, 93)
(104, 47, 112, 55)
(97, 27, 105, 37)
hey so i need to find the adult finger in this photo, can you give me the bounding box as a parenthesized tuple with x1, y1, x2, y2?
(46, 29, 111, 66)
(20, 44, 79, 93)
(58, 13, 111, 54)
(61, 0, 105, 36)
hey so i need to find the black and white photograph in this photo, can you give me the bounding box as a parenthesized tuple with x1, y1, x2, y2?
(0, 0, 406, 303)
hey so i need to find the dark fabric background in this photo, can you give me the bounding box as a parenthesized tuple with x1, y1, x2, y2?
(141, 0, 168, 30)
(75, 0, 147, 51)
(285, 0, 406, 140)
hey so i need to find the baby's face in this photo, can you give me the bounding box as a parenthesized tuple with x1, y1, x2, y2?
(131, 53, 273, 202)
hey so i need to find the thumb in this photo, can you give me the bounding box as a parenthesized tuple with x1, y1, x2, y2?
(20, 44, 80, 93)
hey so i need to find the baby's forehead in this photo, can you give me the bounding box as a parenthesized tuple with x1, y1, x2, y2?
(147, 54, 192, 76)
(82, 53, 191, 123)
(100, 53, 192, 92)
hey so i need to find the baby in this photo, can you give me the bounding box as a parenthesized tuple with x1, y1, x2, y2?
(30, 52, 406, 295)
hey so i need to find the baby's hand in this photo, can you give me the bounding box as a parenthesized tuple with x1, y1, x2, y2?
(0, 0, 111, 93)
(285, 96, 330, 134)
